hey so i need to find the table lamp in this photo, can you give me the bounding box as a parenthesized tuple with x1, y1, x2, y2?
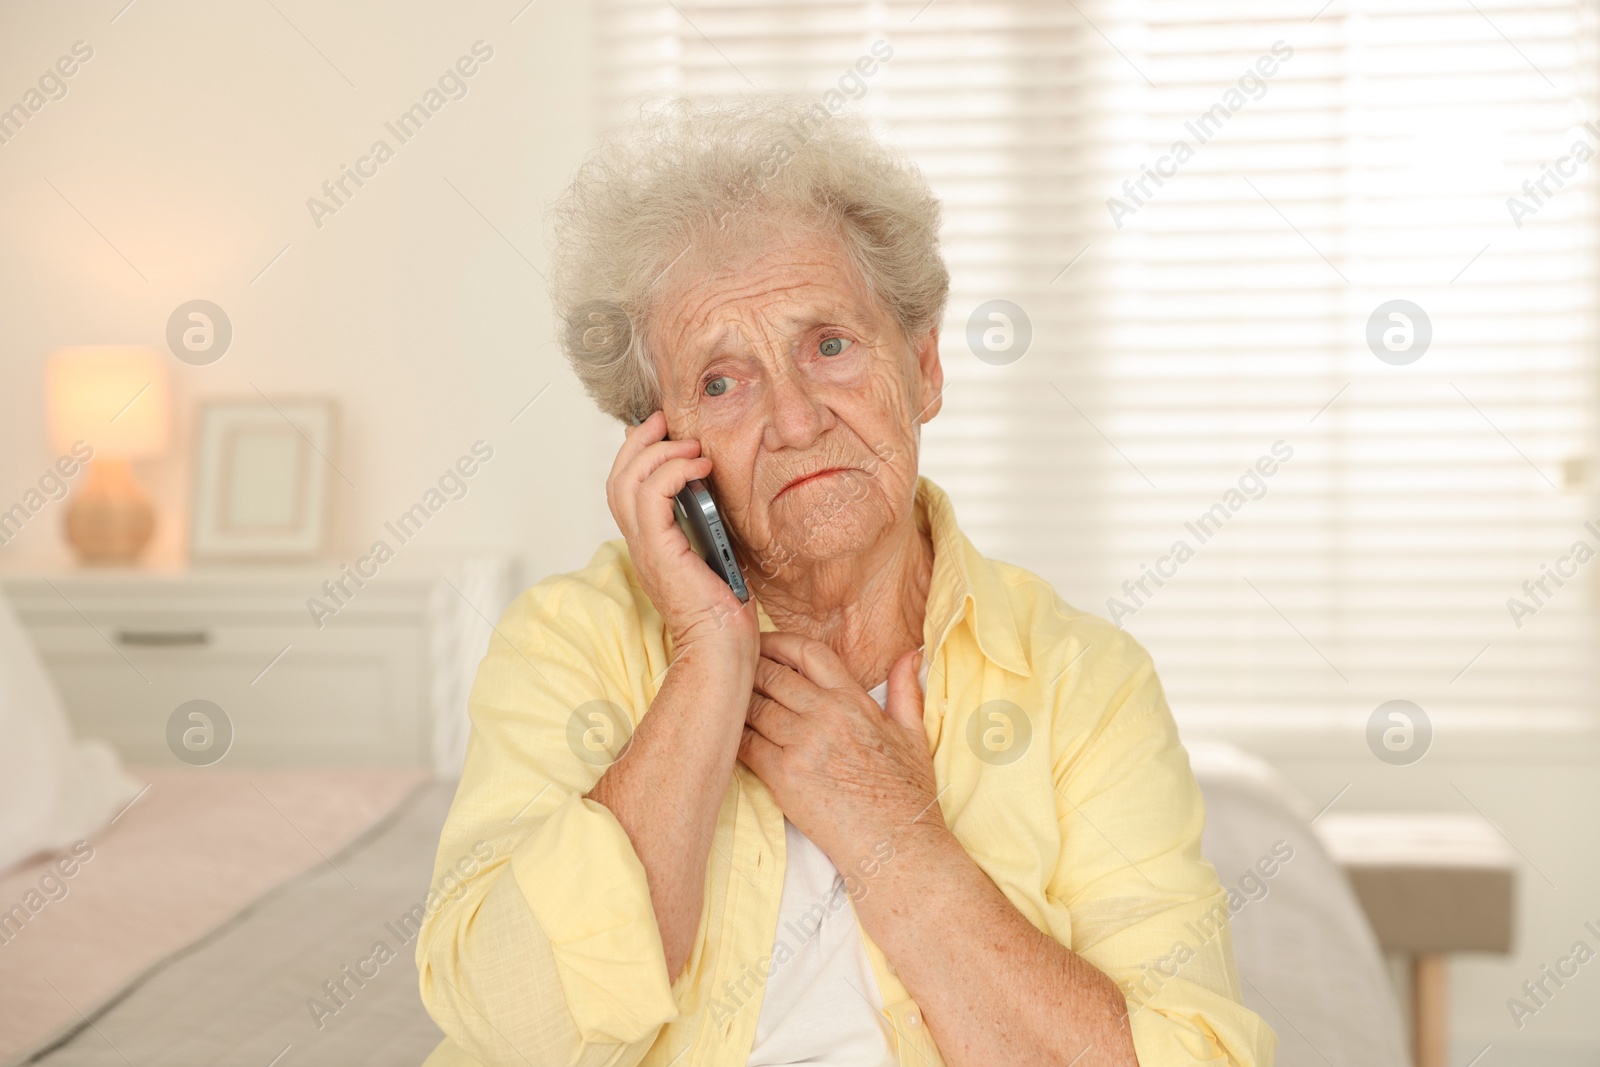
(46, 346, 171, 565)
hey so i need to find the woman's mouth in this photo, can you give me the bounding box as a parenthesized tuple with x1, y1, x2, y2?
(776, 467, 849, 499)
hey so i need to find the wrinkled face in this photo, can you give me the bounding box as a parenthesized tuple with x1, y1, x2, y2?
(647, 227, 943, 576)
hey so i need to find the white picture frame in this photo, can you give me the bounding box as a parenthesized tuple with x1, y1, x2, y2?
(190, 398, 336, 560)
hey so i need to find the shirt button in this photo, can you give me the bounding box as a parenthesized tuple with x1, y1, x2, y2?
(907, 1010, 921, 1028)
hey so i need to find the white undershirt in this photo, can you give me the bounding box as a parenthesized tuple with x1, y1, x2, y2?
(747, 676, 909, 1067)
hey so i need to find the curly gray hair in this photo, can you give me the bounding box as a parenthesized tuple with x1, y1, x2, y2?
(549, 96, 950, 423)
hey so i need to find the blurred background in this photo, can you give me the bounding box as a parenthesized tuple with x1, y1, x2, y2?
(1, 2, 1596, 1066)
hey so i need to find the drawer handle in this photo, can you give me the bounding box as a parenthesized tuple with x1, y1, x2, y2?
(117, 629, 211, 647)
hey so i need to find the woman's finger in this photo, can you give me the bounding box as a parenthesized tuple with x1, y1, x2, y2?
(639, 452, 712, 503)
(607, 408, 666, 486)
(758, 631, 855, 691)
(632, 455, 714, 542)
(624, 438, 703, 490)
(737, 724, 783, 777)
(617, 441, 703, 522)
(607, 414, 697, 522)
(607, 412, 669, 529)
(746, 691, 803, 745)
(883, 647, 925, 732)
(752, 655, 827, 714)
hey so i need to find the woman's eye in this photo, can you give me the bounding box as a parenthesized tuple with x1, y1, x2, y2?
(819, 336, 852, 357)
(704, 375, 731, 397)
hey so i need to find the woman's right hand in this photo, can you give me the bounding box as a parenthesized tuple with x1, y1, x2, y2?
(606, 410, 760, 658)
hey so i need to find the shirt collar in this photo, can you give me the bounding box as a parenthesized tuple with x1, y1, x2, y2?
(915, 475, 1032, 679)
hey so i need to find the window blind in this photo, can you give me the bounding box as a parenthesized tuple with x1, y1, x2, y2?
(596, 0, 1600, 736)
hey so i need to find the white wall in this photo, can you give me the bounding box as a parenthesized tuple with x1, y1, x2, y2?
(0, 0, 616, 579)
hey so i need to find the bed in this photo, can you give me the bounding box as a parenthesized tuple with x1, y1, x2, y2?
(0, 741, 1411, 1067)
(0, 768, 443, 1066)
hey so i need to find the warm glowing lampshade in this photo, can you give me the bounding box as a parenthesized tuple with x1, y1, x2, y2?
(46, 346, 171, 459)
(45, 346, 171, 564)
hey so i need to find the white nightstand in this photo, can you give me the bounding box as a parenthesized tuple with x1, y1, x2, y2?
(0, 556, 516, 772)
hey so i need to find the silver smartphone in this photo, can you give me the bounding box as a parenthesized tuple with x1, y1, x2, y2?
(630, 413, 750, 602)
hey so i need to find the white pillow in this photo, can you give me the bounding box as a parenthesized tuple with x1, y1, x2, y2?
(0, 584, 142, 875)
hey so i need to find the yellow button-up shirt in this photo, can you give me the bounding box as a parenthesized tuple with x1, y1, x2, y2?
(417, 476, 1276, 1067)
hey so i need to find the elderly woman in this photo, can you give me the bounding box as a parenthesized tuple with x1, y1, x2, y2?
(417, 99, 1275, 1067)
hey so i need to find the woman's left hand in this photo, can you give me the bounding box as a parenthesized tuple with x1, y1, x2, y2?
(738, 631, 944, 871)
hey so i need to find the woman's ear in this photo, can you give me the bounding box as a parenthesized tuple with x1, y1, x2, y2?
(912, 327, 944, 423)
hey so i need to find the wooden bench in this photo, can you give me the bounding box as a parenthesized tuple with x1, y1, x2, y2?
(1316, 813, 1517, 1067)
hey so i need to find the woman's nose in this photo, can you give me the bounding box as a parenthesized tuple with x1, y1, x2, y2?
(763, 370, 829, 450)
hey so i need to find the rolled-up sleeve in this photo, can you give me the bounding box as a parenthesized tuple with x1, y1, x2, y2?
(416, 576, 681, 1066)
(1049, 636, 1277, 1067)
(510, 792, 679, 1038)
